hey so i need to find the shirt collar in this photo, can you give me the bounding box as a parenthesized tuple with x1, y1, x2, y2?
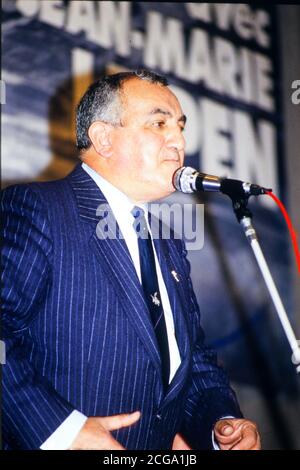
(81, 162, 148, 219)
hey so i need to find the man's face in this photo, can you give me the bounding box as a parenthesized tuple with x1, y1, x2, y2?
(108, 78, 186, 203)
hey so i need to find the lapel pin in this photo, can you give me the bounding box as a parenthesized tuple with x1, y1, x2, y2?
(171, 270, 180, 282)
(151, 291, 161, 306)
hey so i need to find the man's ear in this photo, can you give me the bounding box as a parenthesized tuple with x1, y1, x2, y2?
(88, 121, 114, 158)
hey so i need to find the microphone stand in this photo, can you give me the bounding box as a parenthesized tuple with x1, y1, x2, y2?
(229, 194, 300, 373)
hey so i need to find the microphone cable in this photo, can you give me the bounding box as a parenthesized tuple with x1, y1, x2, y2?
(266, 191, 300, 275)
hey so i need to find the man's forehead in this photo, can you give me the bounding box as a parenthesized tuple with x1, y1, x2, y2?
(121, 78, 183, 114)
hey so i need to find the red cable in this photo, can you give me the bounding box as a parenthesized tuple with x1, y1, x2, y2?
(266, 191, 300, 275)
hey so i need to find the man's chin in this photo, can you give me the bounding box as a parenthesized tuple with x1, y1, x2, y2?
(162, 159, 181, 169)
(156, 184, 176, 202)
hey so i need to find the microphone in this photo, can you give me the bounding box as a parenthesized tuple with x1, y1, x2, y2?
(173, 166, 271, 198)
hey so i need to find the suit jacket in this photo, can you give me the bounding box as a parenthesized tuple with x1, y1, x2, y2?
(1, 164, 242, 450)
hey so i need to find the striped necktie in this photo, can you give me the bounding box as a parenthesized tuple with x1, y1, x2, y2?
(132, 206, 170, 391)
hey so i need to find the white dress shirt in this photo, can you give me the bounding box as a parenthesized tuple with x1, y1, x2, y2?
(41, 162, 181, 449)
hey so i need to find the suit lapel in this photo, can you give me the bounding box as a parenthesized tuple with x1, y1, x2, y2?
(69, 165, 162, 379)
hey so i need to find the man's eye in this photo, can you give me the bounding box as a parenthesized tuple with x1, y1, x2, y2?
(152, 121, 165, 128)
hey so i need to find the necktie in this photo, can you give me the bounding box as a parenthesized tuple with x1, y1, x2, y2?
(131, 206, 170, 391)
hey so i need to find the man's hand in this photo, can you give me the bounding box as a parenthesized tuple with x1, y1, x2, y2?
(214, 418, 261, 450)
(69, 411, 141, 450)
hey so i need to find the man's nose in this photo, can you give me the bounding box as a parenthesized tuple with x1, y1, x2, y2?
(166, 126, 185, 152)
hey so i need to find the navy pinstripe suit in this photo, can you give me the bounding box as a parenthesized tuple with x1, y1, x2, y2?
(1, 164, 242, 450)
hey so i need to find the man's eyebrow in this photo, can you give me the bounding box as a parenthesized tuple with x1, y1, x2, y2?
(148, 108, 187, 125)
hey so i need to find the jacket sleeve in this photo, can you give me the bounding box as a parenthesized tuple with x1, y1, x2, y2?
(178, 241, 243, 450)
(1, 184, 75, 449)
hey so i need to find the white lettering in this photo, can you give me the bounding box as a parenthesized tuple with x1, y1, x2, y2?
(187, 28, 219, 91)
(234, 112, 278, 195)
(239, 48, 256, 105)
(291, 80, 300, 105)
(40, 0, 64, 28)
(185, 3, 211, 22)
(65, 1, 131, 57)
(214, 37, 239, 98)
(0, 340, 5, 365)
(255, 53, 274, 111)
(66, 1, 97, 40)
(144, 12, 186, 78)
(201, 99, 233, 176)
(96, 1, 131, 57)
(233, 4, 254, 41)
(15, 0, 39, 17)
(1, 79, 6, 105)
(213, 3, 233, 32)
(186, 3, 270, 48)
(196, 99, 278, 204)
(255, 9, 270, 48)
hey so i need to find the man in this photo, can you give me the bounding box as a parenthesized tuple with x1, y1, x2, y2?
(1, 69, 260, 450)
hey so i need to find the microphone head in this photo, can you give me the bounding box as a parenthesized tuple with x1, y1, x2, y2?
(173, 166, 198, 193)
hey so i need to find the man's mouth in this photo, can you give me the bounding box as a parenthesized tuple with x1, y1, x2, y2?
(163, 156, 180, 163)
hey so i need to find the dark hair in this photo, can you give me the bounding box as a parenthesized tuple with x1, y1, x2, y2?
(76, 69, 168, 150)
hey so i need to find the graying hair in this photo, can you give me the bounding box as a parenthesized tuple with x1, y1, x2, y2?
(76, 69, 168, 150)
